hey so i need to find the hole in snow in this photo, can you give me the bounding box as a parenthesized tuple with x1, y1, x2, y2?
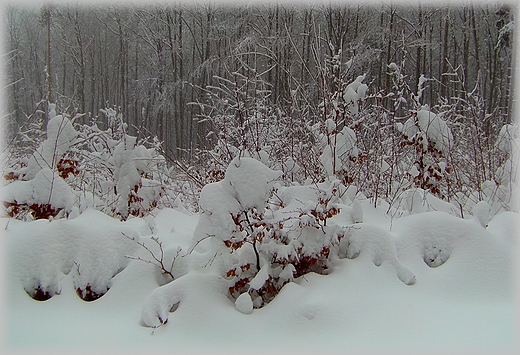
(26, 285, 53, 301)
(76, 284, 107, 302)
(169, 301, 180, 313)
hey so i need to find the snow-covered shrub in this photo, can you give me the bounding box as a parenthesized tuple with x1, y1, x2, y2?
(396, 106, 453, 198)
(189, 156, 350, 310)
(2, 168, 78, 220)
(2, 104, 172, 220)
(2, 104, 80, 219)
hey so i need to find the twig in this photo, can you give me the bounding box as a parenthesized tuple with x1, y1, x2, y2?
(123, 232, 178, 280)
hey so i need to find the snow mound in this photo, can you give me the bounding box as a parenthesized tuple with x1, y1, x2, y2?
(224, 156, 282, 210)
(394, 210, 511, 270)
(235, 292, 253, 314)
(339, 223, 416, 285)
(5, 209, 138, 300)
(141, 270, 228, 327)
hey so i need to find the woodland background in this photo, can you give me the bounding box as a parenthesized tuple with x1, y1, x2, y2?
(4, 1, 515, 157)
(1, 1, 517, 221)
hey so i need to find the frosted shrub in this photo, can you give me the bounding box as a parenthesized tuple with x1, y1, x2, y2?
(396, 106, 453, 198)
(2, 104, 170, 220)
(2, 104, 80, 219)
(191, 156, 347, 309)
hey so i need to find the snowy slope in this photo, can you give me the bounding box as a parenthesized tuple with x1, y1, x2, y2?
(2, 205, 518, 354)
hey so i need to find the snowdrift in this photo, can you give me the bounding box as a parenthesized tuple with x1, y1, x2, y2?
(3, 200, 517, 353)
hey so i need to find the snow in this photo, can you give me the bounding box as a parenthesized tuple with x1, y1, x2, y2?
(5, 209, 138, 300)
(25, 114, 78, 180)
(496, 124, 519, 154)
(343, 74, 368, 115)
(416, 107, 453, 153)
(2, 159, 518, 353)
(248, 263, 270, 290)
(472, 200, 491, 227)
(350, 198, 364, 223)
(319, 125, 358, 176)
(339, 223, 416, 285)
(2, 201, 518, 353)
(235, 292, 253, 314)
(112, 137, 160, 218)
(398, 106, 453, 154)
(223, 156, 283, 210)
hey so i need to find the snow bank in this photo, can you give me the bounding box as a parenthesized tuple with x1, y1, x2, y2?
(141, 270, 228, 327)
(393, 211, 514, 300)
(5, 208, 138, 300)
(3, 204, 517, 352)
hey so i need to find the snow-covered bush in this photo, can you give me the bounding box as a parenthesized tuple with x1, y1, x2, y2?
(2, 168, 78, 220)
(2, 104, 80, 219)
(189, 157, 351, 310)
(2, 104, 173, 221)
(396, 106, 453, 198)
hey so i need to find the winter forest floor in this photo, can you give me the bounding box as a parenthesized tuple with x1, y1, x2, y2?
(2, 202, 519, 354)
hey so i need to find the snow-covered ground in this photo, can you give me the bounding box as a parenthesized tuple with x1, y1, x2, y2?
(2, 200, 518, 354)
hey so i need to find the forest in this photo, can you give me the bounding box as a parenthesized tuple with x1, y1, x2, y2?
(3, 1, 517, 215)
(4, 1, 515, 148)
(1, 2, 518, 350)
(4, 1, 514, 209)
